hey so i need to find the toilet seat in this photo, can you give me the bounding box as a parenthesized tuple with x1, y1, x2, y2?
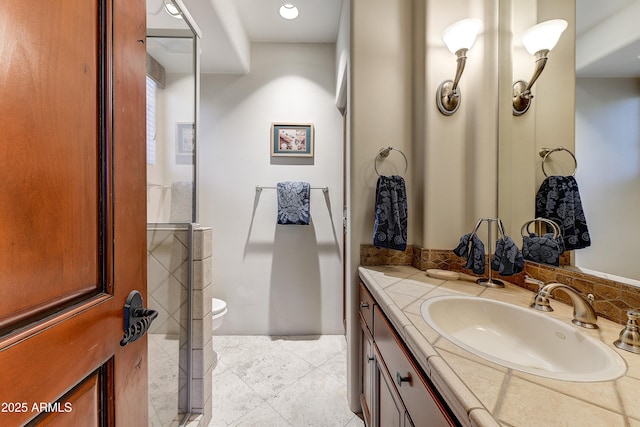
(212, 298, 227, 316)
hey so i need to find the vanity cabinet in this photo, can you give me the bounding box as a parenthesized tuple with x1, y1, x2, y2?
(359, 281, 458, 427)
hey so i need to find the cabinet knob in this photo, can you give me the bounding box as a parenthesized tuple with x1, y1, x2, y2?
(367, 355, 374, 363)
(360, 302, 369, 308)
(396, 372, 410, 387)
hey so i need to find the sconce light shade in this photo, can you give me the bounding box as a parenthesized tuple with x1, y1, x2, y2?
(442, 18, 483, 54)
(436, 18, 483, 116)
(512, 19, 567, 116)
(521, 19, 568, 55)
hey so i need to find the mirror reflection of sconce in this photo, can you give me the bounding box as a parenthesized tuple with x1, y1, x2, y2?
(436, 18, 483, 116)
(512, 19, 567, 116)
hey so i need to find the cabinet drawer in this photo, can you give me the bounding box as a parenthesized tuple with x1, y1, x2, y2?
(374, 307, 456, 427)
(359, 282, 375, 332)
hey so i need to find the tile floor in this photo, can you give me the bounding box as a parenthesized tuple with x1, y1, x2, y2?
(149, 334, 183, 427)
(148, 334, 363, 427)
(210, 335, 364, 427)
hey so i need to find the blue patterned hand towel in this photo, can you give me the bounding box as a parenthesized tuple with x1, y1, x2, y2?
(373, 175, 407, 251)
(277, 181, 310, 225)
(453, 233, 486, 274)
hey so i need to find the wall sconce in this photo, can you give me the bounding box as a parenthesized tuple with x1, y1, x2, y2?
(512, 19, 567, 116)
(436, 18, 482, 116)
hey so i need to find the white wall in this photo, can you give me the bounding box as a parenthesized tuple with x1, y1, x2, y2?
(199, 42, 344, 335)
(575, 77, 640, 280)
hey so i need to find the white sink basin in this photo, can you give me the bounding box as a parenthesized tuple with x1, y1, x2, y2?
(421, 296, 627, 382)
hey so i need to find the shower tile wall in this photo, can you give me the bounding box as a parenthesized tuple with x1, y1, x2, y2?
(148, 227, 214, 425)
(148, 229, 189, 336)
(148, 228, 189, 416)
(192, 227, 214, 424)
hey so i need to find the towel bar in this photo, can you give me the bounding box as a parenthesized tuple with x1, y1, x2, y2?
(256, 185, 328, 193)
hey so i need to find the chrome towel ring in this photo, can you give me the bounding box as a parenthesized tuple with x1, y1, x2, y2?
(539, 146, 577, 177)
(374, 146, 408, 177)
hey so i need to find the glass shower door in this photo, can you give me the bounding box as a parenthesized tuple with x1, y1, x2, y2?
(146, 1, 200, 424)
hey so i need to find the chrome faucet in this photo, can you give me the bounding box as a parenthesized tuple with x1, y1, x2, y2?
(530, 283, 599, 329)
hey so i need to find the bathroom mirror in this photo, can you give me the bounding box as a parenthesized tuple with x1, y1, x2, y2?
(499, 0, 640, 284)
(146, 0, 200, 224)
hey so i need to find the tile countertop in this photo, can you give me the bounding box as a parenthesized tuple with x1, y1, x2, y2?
(358, 266, 640, 427)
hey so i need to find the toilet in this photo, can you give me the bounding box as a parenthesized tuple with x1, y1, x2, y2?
(211, 298, 227, 369)
(211, 298, 228, 332)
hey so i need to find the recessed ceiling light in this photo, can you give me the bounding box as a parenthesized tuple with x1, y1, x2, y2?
(279, 4, 299, 20)
(164, 0, 183, 19)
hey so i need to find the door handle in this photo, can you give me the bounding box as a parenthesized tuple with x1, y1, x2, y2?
(120, 290, 158, 346)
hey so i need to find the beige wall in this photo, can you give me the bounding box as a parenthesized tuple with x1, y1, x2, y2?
(348, 0, 414, 410)
(423, 0, 500, 248)
(350, 0, 414, 250)
(349, 0, 503, 270)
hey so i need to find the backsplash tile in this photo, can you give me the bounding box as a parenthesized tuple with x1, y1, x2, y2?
(360, 244, 640, 325)
(360, 245, 414, 266)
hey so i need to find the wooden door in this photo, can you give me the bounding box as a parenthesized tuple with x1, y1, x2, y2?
(0, 0, 147, 425)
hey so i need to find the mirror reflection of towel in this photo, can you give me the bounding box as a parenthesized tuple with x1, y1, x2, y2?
(277, 181, 310, 225)
(373, 175, 407, 251)
(491, 235, 524, 276)
(535, 176, 591, 250)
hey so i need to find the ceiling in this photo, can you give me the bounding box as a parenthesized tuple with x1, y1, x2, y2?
(147, 0, 640, 78)
(147, 0, 343, 74)
(576, 0, 640, 77)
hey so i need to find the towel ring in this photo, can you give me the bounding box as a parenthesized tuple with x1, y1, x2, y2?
(539, 146, 577, 177)
(521, 217, 561, 239)
(374, 146, 408, 177)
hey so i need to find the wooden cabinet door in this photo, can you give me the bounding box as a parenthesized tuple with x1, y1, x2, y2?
(0, 0, 147, 425)
(374, 348, 406, 427)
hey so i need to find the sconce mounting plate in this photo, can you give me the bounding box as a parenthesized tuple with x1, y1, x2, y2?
(436, 80, 460, 116)
(512, 80, 532, 116)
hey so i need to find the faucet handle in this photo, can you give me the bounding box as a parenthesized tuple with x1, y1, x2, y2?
(614, 309, 640, 354)
(627, 309, 640, 320)
(525, 275, 545, 292)
(530, 288, 553, 312)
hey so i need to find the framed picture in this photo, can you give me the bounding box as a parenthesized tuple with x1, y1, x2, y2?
(271, 122, 314, 158)
(176, 122, 194, 164)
